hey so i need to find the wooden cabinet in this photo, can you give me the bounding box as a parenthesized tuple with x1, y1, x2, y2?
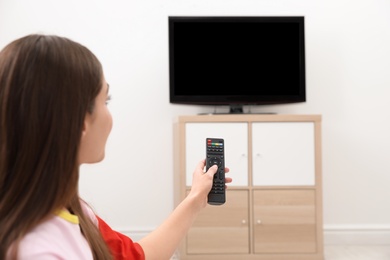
(173, 114, 323, 260)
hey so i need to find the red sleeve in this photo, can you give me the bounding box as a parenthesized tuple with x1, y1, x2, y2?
(96, 215, 145, 260)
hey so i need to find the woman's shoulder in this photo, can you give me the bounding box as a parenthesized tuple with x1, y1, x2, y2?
(80, 199, 99, 226)
(16, 212, 93, 259)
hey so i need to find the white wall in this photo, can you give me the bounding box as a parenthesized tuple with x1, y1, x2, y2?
(1, 0, 390, 244)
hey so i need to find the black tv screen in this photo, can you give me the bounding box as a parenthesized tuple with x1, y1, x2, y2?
(168, 16, 306, 113)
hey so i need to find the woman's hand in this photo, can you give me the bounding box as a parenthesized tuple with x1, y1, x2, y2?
(187, 159, 231, 210)
(138, 159, 231, 260)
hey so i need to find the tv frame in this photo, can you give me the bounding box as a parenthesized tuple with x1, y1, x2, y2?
(168, 16, 306, 113)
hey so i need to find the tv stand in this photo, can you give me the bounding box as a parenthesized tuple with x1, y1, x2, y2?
(173, 114, 324, 259)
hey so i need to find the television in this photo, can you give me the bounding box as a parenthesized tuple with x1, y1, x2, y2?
(168, 16, 306, 113)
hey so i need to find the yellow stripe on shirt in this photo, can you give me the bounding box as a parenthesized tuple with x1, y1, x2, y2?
(56, 209, 79, 224)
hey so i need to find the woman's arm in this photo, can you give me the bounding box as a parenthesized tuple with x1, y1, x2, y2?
(138, 159, 231, 260)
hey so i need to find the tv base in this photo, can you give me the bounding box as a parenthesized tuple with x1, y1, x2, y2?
(229, 105, 244, 114)
(198, 105, 277, 115)
(199, 112, 277, 115)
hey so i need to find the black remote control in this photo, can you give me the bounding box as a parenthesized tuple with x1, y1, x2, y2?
(206, 138, 225, 205)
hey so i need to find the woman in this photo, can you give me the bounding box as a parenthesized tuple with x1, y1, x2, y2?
(0, 34, 231, 260)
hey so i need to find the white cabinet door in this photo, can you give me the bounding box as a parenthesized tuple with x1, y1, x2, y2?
(185, 122, 248, 186)
(252, 122, 315, 186)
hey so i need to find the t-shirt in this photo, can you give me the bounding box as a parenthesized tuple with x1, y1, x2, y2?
(11, 201, 145, 260)
(15, 208, 94, 259)
(97, 215, 145, 260)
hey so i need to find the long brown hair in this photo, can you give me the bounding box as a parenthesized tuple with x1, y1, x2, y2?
(0, 34, 112, 259)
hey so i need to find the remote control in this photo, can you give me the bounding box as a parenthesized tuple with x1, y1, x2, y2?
(206, 138, 225, 205)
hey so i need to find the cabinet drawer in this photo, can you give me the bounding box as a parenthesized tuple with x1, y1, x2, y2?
(253, 189, 317, 253)
(187, 190, 249, 254)
(185, 123, 248, 186)
(252, 122, 315, 186)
